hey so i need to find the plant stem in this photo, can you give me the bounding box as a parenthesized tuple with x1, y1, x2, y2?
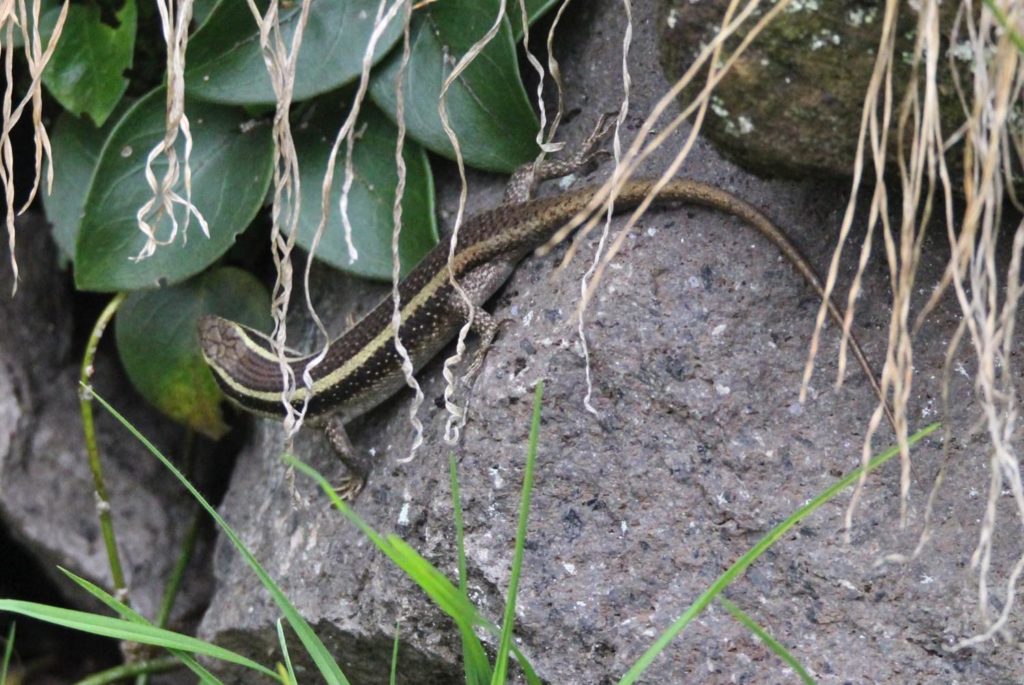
(73, 655, 181, 685)
(79, 292, 128, 602)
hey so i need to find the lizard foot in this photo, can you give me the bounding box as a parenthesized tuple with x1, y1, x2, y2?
(332, 475, 366, 503)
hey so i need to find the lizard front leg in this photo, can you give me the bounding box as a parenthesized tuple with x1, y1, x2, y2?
(324, 415, 372, 501)
(463, 305, 507, 383)
(503, 113, 616, 204)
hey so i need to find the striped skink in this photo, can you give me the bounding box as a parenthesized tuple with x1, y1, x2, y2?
(199, 175, 891, 497)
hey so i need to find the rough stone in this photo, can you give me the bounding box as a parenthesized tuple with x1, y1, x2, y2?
(199, 1, 1024, 683)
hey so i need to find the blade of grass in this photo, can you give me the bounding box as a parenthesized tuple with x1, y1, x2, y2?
(448, 452, 489, 685)
(718, 596, 815, 685)
(276, 619, 296, 685)
(86, 385, 350, 685)
(284, 453, 495, 682)
(492, 381, 543, 685)
(288, 447, 543, 684)
(983, 0, 1024, 53)
(389, 621, 400, 685)
(0, 600, 272, 678)
(618, 422, 941, 685)
(1, 622, 14, 684)
(58, 567, 223, 684)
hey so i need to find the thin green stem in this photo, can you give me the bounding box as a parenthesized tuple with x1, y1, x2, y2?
(153, 429, 200, 630)
(73, 656, 181, 685)
(79, 292, 128, 602)
(154, 508, 201, 629)
(1, 622, 14, 684)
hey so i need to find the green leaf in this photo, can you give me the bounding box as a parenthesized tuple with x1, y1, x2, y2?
(0, 600, 277, 679)
(289, 100, 436, 280)
(191, 0, 219, 26)
(116, 267, 271, 439)
(186, 0, 403, 106)
(45, 104, 132, 263)
(40, 0, 136, 127)
(74, 87, 274, 292)
(369, 0, 539, 173)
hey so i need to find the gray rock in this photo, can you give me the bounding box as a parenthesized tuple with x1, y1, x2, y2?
(199, 1, 1023, 683)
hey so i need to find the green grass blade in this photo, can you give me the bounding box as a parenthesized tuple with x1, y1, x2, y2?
(449, 453, 469, 595)
(983, 0, 1024, 53)
(284, 454, 494, 683)
(492, 382, 543, 685)
(86, 386, 349, 685)
(58, 567, 223, 684)
(389, 621, 400, 685)
(58, 567, 148, 624)
(619, 422, 940, 685)
(1, 621, 14, 684)
(718, 597, 815, 684)
(276, 619, 296, 685)
(0, 600, 273, 679)
(448, 453, 490, 685)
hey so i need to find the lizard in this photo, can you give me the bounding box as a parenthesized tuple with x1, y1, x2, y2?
(198, 124, 894, 498)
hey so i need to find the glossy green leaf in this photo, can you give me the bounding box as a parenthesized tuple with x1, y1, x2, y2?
(289, 100, 436, 280)
(369, 0, 539, 173)
(191, 0, 219, 26)
(45, 104, 131, 263)
(185, 0, 403, 106)
(40, 0, 136, 126)
(75, 88, 274, 292)
(116, 267, 271, 439)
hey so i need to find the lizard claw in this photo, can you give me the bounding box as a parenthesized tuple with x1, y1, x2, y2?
(331, 475, 365, 502)
(571, 113, 619, 172)
(595, 111, 619, 140)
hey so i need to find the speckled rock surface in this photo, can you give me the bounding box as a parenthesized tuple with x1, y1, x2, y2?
(198, 1, 1024, 683)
